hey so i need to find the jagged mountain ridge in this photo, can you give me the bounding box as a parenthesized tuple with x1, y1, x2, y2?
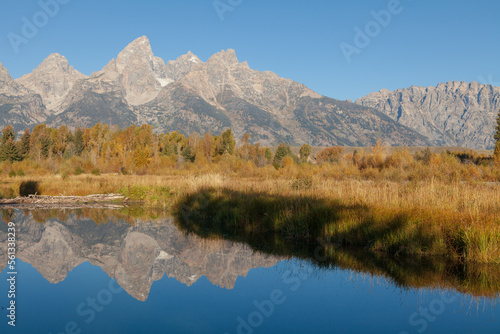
(0, 63, 48, 129)
(356, 82, 500, 149)
(0, 211, 279, 301)
(0, 35, 445, 146)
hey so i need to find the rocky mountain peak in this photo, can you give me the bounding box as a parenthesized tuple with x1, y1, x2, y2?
(114, 36, 172, 105)
(165, 51, 203, 81)
(40, 53, 69, 68)
(116, 36, 154, 71)
(16, 53, 86, 111)
(0, 62, 16, 84)
(208, 49, 240, 66)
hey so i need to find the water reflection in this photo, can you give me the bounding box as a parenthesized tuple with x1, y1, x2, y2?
(1, 207, 499, 301)
(0, 208, 279, 301)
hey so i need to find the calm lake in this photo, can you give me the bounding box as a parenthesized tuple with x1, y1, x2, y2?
(0, 207, 499, 334)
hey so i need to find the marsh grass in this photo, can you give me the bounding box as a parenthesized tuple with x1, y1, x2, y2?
(0, 173, 499, 263)
(173, 177, 500, 264)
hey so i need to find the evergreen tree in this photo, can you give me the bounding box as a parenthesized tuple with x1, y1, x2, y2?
(74, 128, 85, 156)
(0, 126, 20, 162)
(273, 143, 293, 168)
(264, 148, 272, 163)
(495, 111, 500, 143)
(18, 129, 31, 158)
(217, 129, 235, 155)
(1, 125, 15, 145)
(299, 144, 311, 163)
(181, 145, 195, 162)
(0, 138, 21, 162)
(219, 129, 236, 155)
(494, 111, 500, 164)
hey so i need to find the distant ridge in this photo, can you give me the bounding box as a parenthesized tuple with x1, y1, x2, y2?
(356, 81, 500, 149)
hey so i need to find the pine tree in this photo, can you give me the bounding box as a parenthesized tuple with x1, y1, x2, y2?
(1, 125, 15, 145)
(74, 128, 85, 156)
(0, 138, 21, 162)
(216, 129, 235, 156)
(494, 111, 500, 164)
(273, 143, 293, 168)
(18, 129, 31, 158)
(299, 144, 311, 163)
(495, 111, 500, 143)
(0, 126, 20, 162)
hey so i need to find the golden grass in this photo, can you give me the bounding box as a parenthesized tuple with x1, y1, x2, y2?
(1, 173, 499, 262)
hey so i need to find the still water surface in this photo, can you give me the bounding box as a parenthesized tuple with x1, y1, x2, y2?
(0, 208, 498, 333)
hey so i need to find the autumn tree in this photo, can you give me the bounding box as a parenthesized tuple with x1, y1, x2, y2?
(51, 126, 70, 158)
(371, 139, 386, 168)
(317, 146, 344, 163)
(238, 133, 251, 160)
(134, 146, 152, 168)
(200, 133, 215, 161)
(30, 124, 53, 160)
(160, 131, 183, 157)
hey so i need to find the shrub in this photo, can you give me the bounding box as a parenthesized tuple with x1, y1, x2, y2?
(19, 180, 40, 196)
(317, 146, 344, 163)
(17, 169, 25, 176)
(291, 176, 313, 190)
(8, 170, 16, 177)
(74, 166, 84, 175)
(91, 168, 101, 176)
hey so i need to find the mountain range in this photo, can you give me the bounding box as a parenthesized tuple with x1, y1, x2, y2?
(1, 36, 498, 149)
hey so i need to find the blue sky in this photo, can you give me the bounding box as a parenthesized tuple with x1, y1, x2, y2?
(0, 0, 498, 101)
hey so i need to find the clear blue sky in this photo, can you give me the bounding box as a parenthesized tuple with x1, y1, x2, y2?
(0, 0, 499, 101)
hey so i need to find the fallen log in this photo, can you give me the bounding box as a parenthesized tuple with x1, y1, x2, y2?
(0, 203, 129, 210)
(0, 194, 126, 205)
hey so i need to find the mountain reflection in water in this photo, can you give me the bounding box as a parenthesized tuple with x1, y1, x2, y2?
(1, 207, 500, 301)
(0, 208, 278, 301)
(0, 207, 499, 334)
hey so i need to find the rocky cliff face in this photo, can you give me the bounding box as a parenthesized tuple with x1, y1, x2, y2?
(356, 81, 500, 149)
(47, 57, 137, 129)
(165, 51, 202, 82)
(135, 45, 428, 146)
(115, 36, 173, 106)
(16, 53, 87, 111)
(0, 63, 48, 131)
(0, 210, 279, 301)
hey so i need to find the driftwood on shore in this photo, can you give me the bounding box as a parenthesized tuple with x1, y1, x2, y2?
(0, 203, 129, 210)
(0, 194, 126, 205)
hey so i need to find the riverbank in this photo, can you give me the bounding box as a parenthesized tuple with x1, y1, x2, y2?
(1, 174, 499, 263)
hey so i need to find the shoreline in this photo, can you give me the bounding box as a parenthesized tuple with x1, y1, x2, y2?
(0, 174, 499, 264)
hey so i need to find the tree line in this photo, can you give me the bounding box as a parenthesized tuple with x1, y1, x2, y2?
(0, 113, 498, 176)
(0, 123, 305, 172)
